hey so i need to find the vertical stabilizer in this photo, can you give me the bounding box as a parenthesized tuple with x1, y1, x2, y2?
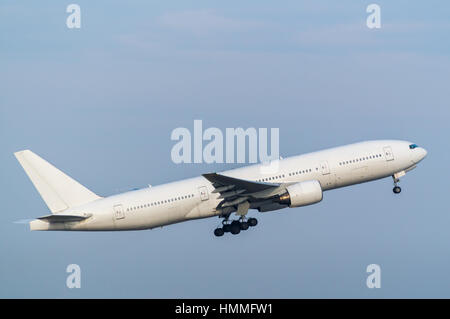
(14, 150, 101, 213)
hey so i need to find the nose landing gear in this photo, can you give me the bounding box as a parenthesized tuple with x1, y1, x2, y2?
(392, 176, 402, 194)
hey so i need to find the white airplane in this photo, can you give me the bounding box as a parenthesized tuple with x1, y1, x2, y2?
(15, 140, 427, 236)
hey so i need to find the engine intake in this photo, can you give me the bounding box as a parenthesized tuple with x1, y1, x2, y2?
(278, 180, 323, 207)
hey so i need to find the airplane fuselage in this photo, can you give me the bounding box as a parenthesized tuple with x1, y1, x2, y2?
(28, 140, 427, 231)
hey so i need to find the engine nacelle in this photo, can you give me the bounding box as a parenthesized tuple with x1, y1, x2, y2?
(278, 180, 323, 208)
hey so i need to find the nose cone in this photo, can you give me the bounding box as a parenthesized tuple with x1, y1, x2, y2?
(413, 147, 427, 163)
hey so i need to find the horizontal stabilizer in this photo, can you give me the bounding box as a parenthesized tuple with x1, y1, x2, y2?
(37, 214, 92, 223)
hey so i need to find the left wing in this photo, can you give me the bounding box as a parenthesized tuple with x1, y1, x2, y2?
(202, 173, 288, 215)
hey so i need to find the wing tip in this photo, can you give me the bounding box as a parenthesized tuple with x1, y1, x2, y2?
(14, 149, 31, 158)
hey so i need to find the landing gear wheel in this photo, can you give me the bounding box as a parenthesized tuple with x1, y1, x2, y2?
(248, 218, 258, 227)
(240, 221, 249, 230)
(393, 186, 402, 194)
(230, 222, 241, 235)
(214, 228, 224, 237)
(223, 224, 231, 233)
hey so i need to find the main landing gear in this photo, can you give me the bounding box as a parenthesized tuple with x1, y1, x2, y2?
(214, 217, 258, 237)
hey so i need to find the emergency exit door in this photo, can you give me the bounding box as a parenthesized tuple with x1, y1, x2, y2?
(198, 186, 209, 201)
(320, 161, 330, 175)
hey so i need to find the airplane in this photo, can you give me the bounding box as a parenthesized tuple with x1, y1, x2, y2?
(14, 140, 427, 236)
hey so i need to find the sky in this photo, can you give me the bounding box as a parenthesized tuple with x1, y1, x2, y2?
(1, 1, 450, 298)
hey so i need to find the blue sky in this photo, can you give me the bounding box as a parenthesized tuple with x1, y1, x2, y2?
(1, 1, 450, 298)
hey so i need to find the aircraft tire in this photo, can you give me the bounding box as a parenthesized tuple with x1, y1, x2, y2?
(248, 218, 258, 227)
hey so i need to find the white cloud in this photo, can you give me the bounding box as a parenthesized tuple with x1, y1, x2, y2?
(157, 9, 264, 36)
(295, 24, 374, 46)
(293, 21, 450, 48)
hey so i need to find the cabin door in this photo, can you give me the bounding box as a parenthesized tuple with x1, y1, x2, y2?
(383, 146, 394, 161)
(319, 161, 335, 188)
(114, 204, 125, 220)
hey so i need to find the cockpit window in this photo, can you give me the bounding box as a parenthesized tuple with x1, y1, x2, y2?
(409, 144, 418, 149)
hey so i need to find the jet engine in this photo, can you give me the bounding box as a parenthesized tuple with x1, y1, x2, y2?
(278, 180, 323, 207)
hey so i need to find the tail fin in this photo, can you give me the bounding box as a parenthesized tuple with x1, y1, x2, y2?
(14, 150, 101, 213)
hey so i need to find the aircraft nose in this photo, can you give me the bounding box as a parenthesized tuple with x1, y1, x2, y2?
(414, 147, 427, 163)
